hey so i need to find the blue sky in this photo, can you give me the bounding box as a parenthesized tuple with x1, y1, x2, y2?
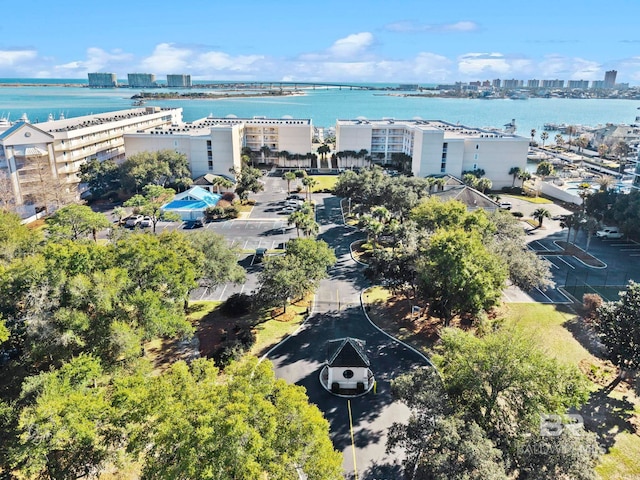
(3, 0, 640, 84)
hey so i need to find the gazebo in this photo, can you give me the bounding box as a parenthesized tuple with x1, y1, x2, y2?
(320, 337, 374, 396)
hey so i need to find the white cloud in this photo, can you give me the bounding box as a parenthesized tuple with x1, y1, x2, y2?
(538, 55, 601, 80)
(458, 53, 519, 76)
(53, 47, 134, 76)
(327, 32, 375, 59)
(197, 51, 264, 72)
(140, 43, 192, 72)
(0, 49, 37, 66)
(384, 20, 479, 33)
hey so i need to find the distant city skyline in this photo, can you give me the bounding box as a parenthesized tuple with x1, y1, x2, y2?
(3, 0, 640, 84)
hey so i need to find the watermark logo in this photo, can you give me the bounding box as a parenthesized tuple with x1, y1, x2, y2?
(540, 414, 584, 437)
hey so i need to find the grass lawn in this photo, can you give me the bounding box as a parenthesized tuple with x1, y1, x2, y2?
(310, 175, 338, 192)
(362, 291, 640, 479)
(249, 296, 312, 357)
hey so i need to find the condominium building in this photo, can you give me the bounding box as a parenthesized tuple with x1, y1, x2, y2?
(568, 80, 590, 89)
(542, 79, 565, 88)
(604, 70, 617, 89)
(123, 116, 313, 178)
(591, 80, 606, 89)
(127, 73, 156, 88)
(87, 73, 118, 88)
(502, 79, 523, 88)
(167, 74, 192, 88)
(527, 79, 540, 88)
(0, 107, 183, 217)
(335, 119, 528, 188)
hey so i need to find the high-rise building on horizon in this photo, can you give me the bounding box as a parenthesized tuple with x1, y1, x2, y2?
(87, 73, 117, 88)
(568, 80, 590, 89)
(527, 79, 540, 88)
(127, 73, 156, 88)
(167, 74, 192, 88)
(604, 70, 617, 89)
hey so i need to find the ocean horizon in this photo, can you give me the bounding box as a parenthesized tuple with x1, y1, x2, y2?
(1, 80, 638, 135)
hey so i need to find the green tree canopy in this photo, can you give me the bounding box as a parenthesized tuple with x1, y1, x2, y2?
(595, 280, 640, 373)
(417, 228, 507, 325)
(46, 204, 110, 242)
(187, 231, 245, 289)
(120, 150, 191, 193)
(120, 357, 343, 480)
(0, 210, 42, 263)
(79, 158, 120, 199)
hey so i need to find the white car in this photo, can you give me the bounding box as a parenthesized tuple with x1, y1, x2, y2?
(124, 215, 143, 228)
(596, 227, 623, 239)
(139, 216, 152, 228)
(498, 201, 512, 210)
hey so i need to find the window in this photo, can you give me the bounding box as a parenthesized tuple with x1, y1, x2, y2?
(343, 369, 354, 379)
(208, 160, 213, 170)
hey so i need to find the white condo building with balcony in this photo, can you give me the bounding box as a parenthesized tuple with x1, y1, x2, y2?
(124, 116, 313, 178)
(0, 107, 182, 216)
(336, 118, 529, 188)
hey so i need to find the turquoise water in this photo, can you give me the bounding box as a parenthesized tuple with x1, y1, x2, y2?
(1, 80, 638, 135)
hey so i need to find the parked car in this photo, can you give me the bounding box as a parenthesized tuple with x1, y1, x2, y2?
(183, 218, 204, 229)
(498, 201, 512, 210)
(596, 227, 623, 239)
(124, 215, 143, 228)
(286, 194, 303, 201)
(285, 199, 304, 208)
(139, 216, 152, 228)
(254, 247, 268, 263)
(282, 205, 297, 214)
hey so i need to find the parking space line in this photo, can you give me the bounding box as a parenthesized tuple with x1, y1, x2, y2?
(555, 256, 575, 269)
(534, 240, 549, 251)
(535, 287, 553, 303)
(218, 285, 227, 301)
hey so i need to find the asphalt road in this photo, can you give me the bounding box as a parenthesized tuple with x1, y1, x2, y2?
(267, 196, 432, 479)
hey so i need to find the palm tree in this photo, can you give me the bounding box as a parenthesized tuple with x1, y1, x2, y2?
(508, 166, 522, 188)
(597, 144, 609, 159)
(301, 216, 320, 237)
(476, 177, 492, 194)
(555, 134, 565, 149)
(530, 128, 536, 145)
(536, 161, 554, 177)
(614, 141, 631, 173)
(283, 171, 296, 193)
(540, 131, 549, 148)
(518, 170, 532, 187)
(302, 176, 318, 202)
(462, 173, 478, 188)
(575, 136, 588, 153)
(596, 175, 614, 192)
(211, 176, 234, 194)
(370, 206, 391, 224)
(533, 207, 551, 228)
(565, 125, 577, 148)
(260, 145, 271, 164)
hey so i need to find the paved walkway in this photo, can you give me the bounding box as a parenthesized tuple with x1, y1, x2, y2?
(267, 196, 430, 480)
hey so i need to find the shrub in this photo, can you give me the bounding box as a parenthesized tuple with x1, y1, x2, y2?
(224, 205, 239, 219)
(221, 293, 253, 317)
(245, 199, 256, 206)
(511, 211, 524, 218)
(221, 191, 235, 202)
(583, 293, 603, 321)
(205, 205, 225, 221)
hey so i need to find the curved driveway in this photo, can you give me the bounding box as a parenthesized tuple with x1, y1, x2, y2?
(267, 196, 430, 480)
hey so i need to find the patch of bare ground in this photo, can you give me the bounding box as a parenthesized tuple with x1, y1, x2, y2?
(365, 292, 478, 353)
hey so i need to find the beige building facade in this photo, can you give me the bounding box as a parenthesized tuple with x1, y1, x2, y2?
(336, 119, 529, 188)
(124, 116, 314, 178)
(0, 107, 182, 216)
